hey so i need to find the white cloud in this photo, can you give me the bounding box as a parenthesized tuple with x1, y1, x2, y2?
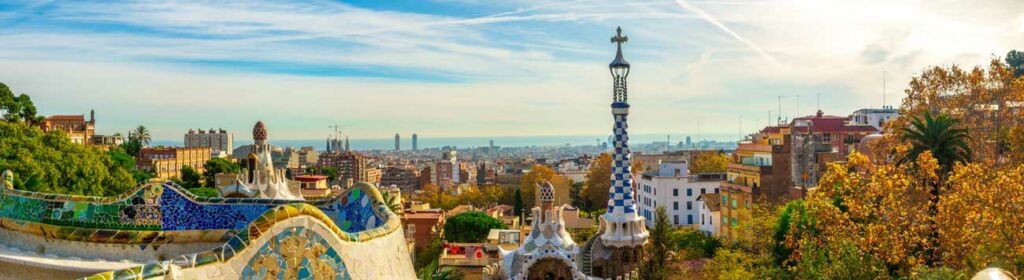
(1, 0, 1022, 141)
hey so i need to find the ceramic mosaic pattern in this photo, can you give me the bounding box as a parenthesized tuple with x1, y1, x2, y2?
(317, 188, 378, 233)
(0, 181, 385, 242)
(241, 226, 351, 280)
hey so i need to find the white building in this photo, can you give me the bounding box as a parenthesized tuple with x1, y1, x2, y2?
(636, 161, 725, 228)
(185, 128, 234, 156)
(850, 106, 900, 131)
(696, 193, 722, 236)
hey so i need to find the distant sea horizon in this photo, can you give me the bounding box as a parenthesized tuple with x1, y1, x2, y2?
(151, 133, 739, 151)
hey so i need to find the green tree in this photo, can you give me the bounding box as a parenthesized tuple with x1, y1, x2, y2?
(180, 165, 202, 189)
(443, 211, 507, 243)
(380, 190, 402, 215)
(202, 157, 240, 187)
(1007, 49, 1024, 77)
(570, 181, 585, 209)
(121, 132, 143, 157)
(416, 259, 465, 280)
(321, 166, 338, 182)
(132, 125, 151, 146)
(0, 121, 135, 196)
(0, 83, 39, 123)
(901, 111, 971, 173)
(414, 237, 444, 270)
(640, 206, 672, 280)
(671, 228, 721, 260)
(513, 188, 524, 223)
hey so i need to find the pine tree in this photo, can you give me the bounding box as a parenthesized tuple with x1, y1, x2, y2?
(513, 188, 524, 224)
(640, 206, 671, 280)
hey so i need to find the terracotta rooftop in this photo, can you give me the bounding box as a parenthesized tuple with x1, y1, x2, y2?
(404, 211, 443, 220)
(292, 175, 328, 182)
(44, 115, 85, 121)
(698, 193, 721, 211)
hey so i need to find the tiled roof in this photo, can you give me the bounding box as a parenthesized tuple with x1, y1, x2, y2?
(45, 115, 85, 121)
(698, 193, 721, 211)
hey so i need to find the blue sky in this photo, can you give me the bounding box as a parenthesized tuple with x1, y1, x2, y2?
(1, 0, 1022, 142)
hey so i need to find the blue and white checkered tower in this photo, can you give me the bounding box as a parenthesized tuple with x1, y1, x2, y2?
(599, 27, 649, 248)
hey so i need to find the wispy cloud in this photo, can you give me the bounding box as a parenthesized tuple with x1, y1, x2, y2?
(671, 0, 774, 61)
(0, 0, 1021, 141)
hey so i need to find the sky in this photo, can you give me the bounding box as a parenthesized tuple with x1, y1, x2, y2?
(0, 0, 1022, 143)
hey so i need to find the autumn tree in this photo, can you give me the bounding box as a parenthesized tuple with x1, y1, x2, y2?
(779, 152, 938, 276)
(583, 153, 612, 213)
(519, 164, 554, 210)
(900, 57, 1024, 166)
(689, 150, 730, 174)
(936, 163, 1024, 272)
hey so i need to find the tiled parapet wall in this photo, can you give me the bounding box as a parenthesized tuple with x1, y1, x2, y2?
(0, 180, 391, 244)
(79, 202, 406, 280)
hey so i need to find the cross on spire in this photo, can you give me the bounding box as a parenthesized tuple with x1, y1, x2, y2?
(611, 26, 628, 47)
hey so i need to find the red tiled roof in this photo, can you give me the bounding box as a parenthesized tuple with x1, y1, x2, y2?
(45, 115, 85, 121)
(293, 175, 328, 182)
(789, 112, 878, 134)
(404, 212, 443, 220)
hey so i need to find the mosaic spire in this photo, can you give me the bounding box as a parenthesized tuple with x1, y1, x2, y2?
(600, 27, 648, 248)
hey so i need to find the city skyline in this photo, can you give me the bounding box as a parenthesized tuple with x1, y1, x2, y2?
(1, 0, 1022, 142)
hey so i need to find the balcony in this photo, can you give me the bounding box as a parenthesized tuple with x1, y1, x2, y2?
(736, 143, 773, 153)
(728, 163, 772, 175)
(720, 182, 753, 193)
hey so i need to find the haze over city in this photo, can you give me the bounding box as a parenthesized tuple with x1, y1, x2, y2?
(3, 0, 1022, 143)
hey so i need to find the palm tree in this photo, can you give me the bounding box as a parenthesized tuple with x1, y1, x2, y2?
(380, 190, 403, 215)
(417, 260, 465, 280)
(133, 125, 151, 146)
(900, 111, 971, 173)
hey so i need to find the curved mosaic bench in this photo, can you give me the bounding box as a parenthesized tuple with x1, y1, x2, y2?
(0, 181, 392, 245)
(78, 202, 408, 280)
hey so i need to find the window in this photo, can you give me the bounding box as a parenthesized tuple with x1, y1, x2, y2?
(714, 188, 720, 193)
(673, 189, 678, 196)
(687, 201, 692, 210)
(732, 217, 738, 226)
(722, 216, 728, 226)
(687, 215, 693, 224)
(673, 201, 679, 210)
(700, 188, 706, 195)
(687, 188, 693, 196)
(823, 133, 831, 142)
(722, 194, 728, 204)
(732, 199, 737, 208)
(674, 215, 679, 225)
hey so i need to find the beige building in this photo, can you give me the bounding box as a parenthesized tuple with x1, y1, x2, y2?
(136, 147, 212, 180)
(185, 128, 234, 155)
(39, 111, 95, 145)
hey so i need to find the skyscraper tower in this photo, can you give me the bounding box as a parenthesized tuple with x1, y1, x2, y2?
(412, 133, 418, 151)
(394, 133, 400, 151)
(581, 27, 647, 279)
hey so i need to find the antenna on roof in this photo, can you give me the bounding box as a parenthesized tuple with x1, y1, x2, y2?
(816, 92, 821, 111)
(883, 70, 887, 109)
(777, 95, 783, 125)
